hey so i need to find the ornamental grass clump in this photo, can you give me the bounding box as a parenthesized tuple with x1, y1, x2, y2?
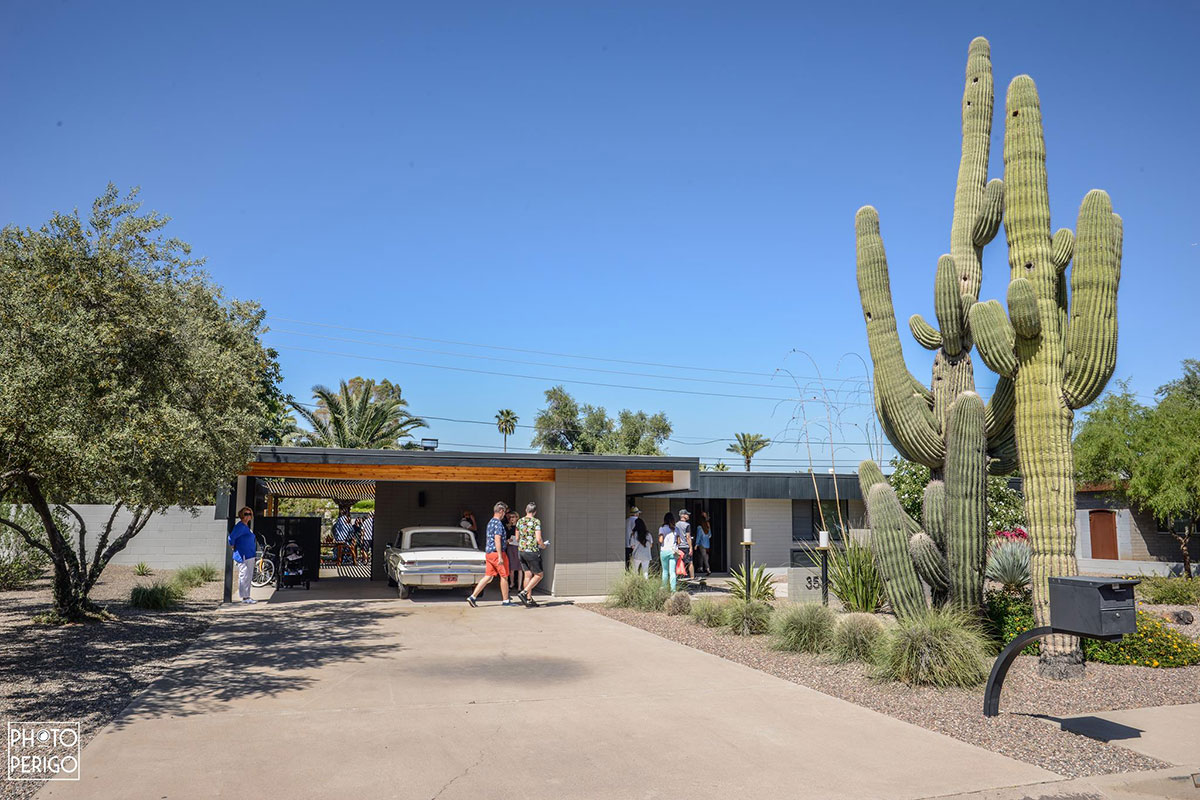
(174, 563, 219, 589)
(1137, 576, 1200, 606)
(130, 580, 184, 610)
(830, 612, 886, 663)
(607, 570, 669, 611)
(1083, 611, 1200, 668)
(689, 596, 726, 628)
(875, 609, 993, 687)
(664, 591, 691, 616)
(723, 599, 772, 636)
(769, 603, 836, 653)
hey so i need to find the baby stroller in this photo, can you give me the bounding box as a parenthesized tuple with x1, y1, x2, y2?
(279, 540, 310, 590)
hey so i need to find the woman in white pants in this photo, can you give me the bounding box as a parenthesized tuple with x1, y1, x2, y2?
(628, 517, 651, 576)
(228, 507, 258, 604)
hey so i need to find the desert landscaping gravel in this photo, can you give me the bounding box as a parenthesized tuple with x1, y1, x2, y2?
(0, 566, 221, 800)
(585, 602, 1200, 779)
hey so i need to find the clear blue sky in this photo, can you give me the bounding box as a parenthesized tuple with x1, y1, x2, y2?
(3, 2, 1196, 470)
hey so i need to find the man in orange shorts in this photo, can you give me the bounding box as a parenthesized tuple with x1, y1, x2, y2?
(467, 501, 516, 607)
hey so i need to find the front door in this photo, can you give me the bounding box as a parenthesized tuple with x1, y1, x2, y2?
(1088, 510, 1118, 560)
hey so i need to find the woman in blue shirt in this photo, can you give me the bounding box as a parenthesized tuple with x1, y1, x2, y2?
(228, 507, 258, 604)
(695, 511, 713, 577)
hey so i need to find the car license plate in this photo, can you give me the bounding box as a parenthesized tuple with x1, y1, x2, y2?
(440, 574, 458, 583)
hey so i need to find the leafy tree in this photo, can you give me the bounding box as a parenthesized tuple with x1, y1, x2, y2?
(0, 186, 276, 620)
(727, 433, 770, 471)
(495, 409, 519, 452)
(531, 386, 671, 455)
(887, 458, 1026, 534)
(289, 379, 426, 448)
(1073, 381, 1146, 485)
(1157, 359, 1200, 404)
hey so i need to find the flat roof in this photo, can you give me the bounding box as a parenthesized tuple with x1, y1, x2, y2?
(248, 446, 698, 473)
(637, 471, 863, 500)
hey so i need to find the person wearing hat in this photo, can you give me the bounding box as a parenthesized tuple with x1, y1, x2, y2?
(675, 509, 694, 582)
(625, 506, 641, 567)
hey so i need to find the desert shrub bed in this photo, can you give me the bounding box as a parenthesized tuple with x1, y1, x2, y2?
(1083, 610, 1200, 668)
(1136, 576, 1200, 606)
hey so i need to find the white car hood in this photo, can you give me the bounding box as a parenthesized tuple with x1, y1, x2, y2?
(400, 548, 485, 562)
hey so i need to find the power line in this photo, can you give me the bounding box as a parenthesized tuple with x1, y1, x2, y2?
(267, 315, 871, 386)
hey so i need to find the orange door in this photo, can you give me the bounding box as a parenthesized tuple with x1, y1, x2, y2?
(1089, 510, 1118, 560)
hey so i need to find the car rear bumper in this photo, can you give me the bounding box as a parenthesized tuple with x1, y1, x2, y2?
(398, 570, 484, 587)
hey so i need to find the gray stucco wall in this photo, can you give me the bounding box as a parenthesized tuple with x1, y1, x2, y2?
(550, 469, 626, 596)
(67, 505, 227, 570)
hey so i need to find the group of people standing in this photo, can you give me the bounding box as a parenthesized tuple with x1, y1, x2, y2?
(625, 506, 713, 591)
(465, 501, 548, 607)
(331, 509, 374, 563)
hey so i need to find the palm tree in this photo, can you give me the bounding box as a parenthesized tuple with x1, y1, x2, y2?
(727, 433, 770, 471)
(288, 379, 426, 448)
(495, 409, 519, 452)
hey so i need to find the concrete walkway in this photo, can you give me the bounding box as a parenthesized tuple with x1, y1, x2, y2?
(40, 592, 1060, 800)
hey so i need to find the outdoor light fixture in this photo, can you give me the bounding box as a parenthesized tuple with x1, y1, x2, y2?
(420, 438, 438, 451)
(741, 528, 753, 588)
(817, 531, 830, 606)
(818, 530, 830, 549)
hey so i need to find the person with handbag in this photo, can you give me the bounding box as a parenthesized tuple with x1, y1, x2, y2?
(675, 509, 694, 582)
(658, 512, 679, 591)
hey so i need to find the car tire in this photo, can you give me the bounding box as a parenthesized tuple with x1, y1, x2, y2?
(399, 584, 411, 599)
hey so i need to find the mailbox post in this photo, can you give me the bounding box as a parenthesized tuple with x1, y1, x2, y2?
(983, 576, 1139, 716)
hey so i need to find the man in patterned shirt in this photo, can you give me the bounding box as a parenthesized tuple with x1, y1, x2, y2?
(516, 502, 546, 606)
(467, 501, 516, 607)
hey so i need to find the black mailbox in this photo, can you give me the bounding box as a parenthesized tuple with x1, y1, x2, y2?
(1048, 576, 1139, 640)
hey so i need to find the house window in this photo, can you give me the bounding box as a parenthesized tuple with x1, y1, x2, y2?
(790, 549, 819, 568)
(812, 499, 850, 540)
(1157, 517, 1190, 535)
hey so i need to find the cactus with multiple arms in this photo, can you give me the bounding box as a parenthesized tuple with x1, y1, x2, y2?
(967, 75, 1122, 678)
(855, 37, 1013, 618)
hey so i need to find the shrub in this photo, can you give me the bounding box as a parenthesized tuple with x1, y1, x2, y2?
(874, 609, 993, 687)
(985, 541, 1031, 594)
(130, 580, 184, 610)
(799, 537, 885, 613)
(606, 571, 670, 612)
(1137, 576, 1200, 606)
(689, 596, 726, 628)
(770, 603, 836, 653)
(134, 562, 153, 576)
(1083, 611, 1200, 668)
(174, 563, 219, 589)
(728, 564, 776, 602)
(723, 599, 772, 636)
(984, 589, 1039, 655)
(664, 591, 691, 616)
(831, 612, 886, 663)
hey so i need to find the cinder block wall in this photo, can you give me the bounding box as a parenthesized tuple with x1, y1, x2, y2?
(550, 469, 625, 596)
(524, 482, 555, 590)
(65, 505, 227, 570)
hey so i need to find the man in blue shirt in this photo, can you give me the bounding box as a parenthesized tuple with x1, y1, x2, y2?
(466, 502, 516, 607)
(333, 510, 353, 564)
(228, 507, 258, 604)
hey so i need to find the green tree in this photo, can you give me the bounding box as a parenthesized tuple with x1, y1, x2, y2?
(289, 379, 426, 448)
(0, 186, 276, 620)
(531, 386, 671, 455)
(886, 458, 1026, 534)
(495, 409, 519, 452)
(727, 433, 770, 471)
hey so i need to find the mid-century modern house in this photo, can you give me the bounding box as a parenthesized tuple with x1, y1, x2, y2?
(1076, 484, 1199, 576)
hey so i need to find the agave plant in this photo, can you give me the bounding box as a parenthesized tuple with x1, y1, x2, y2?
(727, 563, 776, 602)
(985, 540, 1031, 595)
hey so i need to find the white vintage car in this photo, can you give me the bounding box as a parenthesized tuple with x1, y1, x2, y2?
(384, 526, 486, 598)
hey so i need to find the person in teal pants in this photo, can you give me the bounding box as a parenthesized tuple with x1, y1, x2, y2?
(658, 512, 679, 591)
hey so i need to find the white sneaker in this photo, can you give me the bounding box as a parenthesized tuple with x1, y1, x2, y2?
(242, 598, 257, 604)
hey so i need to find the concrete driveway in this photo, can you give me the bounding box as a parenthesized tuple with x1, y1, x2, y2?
(39, 591, 1057, 800)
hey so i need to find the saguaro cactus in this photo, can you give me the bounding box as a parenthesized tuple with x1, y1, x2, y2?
(855, 37, 1015, 618)
(968, 75, 1122, 678)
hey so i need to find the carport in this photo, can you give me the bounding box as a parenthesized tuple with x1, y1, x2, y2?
(225, 447, 697, 602)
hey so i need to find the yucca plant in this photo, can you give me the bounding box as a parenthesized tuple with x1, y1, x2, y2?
(985, 541, 1031, 595)
(134, 562, 152, 576)
(799, 537, 886, 612)
(728, 563, 776, 602)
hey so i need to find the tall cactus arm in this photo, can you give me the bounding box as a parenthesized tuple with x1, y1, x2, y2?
(910, 531, 950, 595)
(1007, 278, 1041, 338)
(944, 392, 988, 611)
(1051, 228, 1074, 271)
(1063, 190, 1122, 410)
(951, 37, 997, 300)
(857, 459, 888, 498)
(922, 479, 947, 549)
(910, 375, 935, 407)
(972, 179, 1005, 247)
(935, 254, 966, 356)
(968, 300, 1018, 378)
(909, 314, 942, 350)
(857, 206, 946, 467)
(1003, 76, 1055, 295)
(867, 483, 927, 620)
(986, 422, 1019, 475)
(984, 376, 1015, 439)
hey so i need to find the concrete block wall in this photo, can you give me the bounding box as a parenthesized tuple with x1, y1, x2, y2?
(67, 505, 227, 570)
(550, 469, 626, 596)
(524, 482, 555, 591)
(1075, 496, 1200, 569)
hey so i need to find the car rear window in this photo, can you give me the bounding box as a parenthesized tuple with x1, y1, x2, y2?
(407, 531, 477, 549)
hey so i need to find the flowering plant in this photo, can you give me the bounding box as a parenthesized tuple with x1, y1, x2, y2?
(993, 527, 1028, 542)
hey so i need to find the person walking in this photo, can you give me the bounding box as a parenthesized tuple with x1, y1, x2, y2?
(695, 511, 712, 577)
(675, 509, 695, 581)
(467, 502, 515, 607)
(516, 502, 548, 606)
(658, 512, 679, 592)
(505, 509, 522, 592)
(333, 509, 354, 564)
(629, 516, 651, 577)
(228, 507, 258, 604)
(625, 506, 640, 566)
